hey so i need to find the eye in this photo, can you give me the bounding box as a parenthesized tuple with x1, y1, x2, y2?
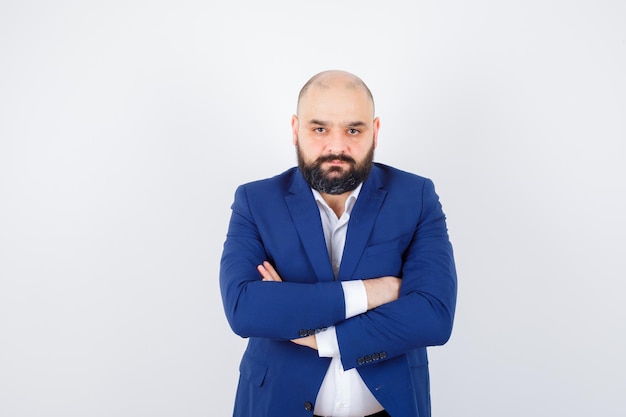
(314, 127, 326, 133)
(347, 128, 360, 135)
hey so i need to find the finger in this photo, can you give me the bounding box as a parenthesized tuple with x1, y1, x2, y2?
(290, 336, 309, 346)
(290, 335, 317, 350)
(262, 261, 283, 282)
(257, 264, 274, 281)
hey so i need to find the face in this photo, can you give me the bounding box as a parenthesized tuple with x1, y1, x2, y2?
(292, 79, 380, 195)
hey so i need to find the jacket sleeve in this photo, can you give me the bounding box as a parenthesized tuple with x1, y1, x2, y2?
(219, 184, 347, 340)
(335, 179, 457, 370)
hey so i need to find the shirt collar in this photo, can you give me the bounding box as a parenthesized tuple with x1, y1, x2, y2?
(311, 183, 363, 216)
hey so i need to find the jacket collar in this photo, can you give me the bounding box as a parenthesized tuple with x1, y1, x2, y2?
(284, 165, 387, 282)
(338, 166, 387, 281)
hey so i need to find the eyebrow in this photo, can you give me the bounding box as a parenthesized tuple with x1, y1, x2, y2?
(307, 119, 367, 128)
(345, 121, 367, 128)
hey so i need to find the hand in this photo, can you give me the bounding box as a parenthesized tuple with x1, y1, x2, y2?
(363, 276, 401, 310)
(257, 261, 283, 282)
(290, 335, 318, 350)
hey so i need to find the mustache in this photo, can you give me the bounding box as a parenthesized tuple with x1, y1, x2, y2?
(316, 154, 356, 164)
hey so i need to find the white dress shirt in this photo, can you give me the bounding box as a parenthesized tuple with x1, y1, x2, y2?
(311, 184, 385, 417)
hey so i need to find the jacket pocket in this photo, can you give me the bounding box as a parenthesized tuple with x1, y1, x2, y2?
(359, 235, 410, 277)
(239, 352, 268, 387)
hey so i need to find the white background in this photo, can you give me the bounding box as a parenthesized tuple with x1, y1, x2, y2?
(1, 1, 625, 416)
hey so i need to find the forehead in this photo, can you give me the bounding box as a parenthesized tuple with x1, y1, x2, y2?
(299, 82, 374, 119)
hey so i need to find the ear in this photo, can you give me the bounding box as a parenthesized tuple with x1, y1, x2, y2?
(372, 117, 380, 149)
(291, 115, 299, 146)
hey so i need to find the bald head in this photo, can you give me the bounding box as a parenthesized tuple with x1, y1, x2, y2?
(297, 70, 375, 115)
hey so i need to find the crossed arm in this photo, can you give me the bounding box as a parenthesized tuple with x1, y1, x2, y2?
(257, 261, 402, 350)
(220, 179, 456, 369)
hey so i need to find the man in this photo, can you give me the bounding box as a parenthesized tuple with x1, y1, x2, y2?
(220, 70, 457, 417)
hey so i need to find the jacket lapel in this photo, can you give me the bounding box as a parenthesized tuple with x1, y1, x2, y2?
(338, 167, 387, 281)
(284, 170, 335, 282)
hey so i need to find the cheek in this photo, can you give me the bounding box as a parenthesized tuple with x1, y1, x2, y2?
(350, 144, 370, 158)
(299, 141, 324, 157)
(297, 144, 321, 165)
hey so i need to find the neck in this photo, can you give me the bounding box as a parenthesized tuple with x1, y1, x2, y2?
(320, 192, 350, 218)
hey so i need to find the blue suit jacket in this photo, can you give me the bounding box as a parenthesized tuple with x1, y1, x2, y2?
(220, 164, 457, 417)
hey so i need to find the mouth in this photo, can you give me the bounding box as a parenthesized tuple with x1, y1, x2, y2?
(326, 159, 347, 165)
(316, 155, 355, 173)
(323, 160, 350, 172)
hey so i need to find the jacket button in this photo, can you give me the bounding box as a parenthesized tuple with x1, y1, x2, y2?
(380, 351, 387, 359)
(372, 353, 380, 360)
(304, 401, 313, 411)
(357, 357, 365, 366)
(299, 330, 307, 337)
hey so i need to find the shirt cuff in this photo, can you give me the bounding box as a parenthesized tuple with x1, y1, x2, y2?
(341, 280, 368, 319)
(316, 326, 339, 358)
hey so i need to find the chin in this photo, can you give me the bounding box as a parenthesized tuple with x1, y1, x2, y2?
(324, 170, 346, 179)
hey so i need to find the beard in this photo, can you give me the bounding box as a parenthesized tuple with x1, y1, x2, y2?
(296, 143, 375, 195)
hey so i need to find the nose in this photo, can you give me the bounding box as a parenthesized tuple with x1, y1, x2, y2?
(325, 130, 349, 154)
